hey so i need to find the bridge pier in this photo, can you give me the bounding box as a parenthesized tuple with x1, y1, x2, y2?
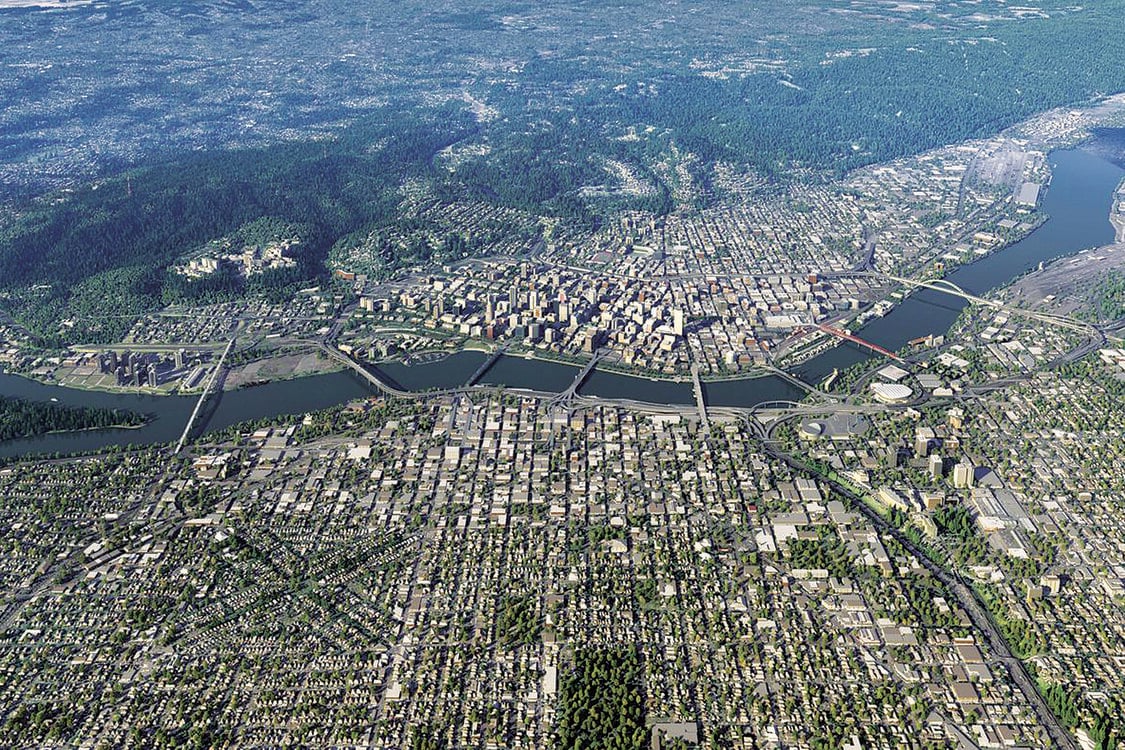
(817, 323, 905, 363)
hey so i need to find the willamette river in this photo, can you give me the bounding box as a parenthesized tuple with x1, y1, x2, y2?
(794, 144, 1124, 383)
(2, 138, 1123, 458)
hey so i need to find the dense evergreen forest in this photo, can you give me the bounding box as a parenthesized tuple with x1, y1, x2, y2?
(0, 396, 145, 442)
(0, 108, 477, 345)
(554, 647, 646, 750)
(508, 6, 1125, 182)
(161, 217, 316, 305)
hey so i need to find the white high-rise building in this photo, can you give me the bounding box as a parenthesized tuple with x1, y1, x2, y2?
(953, 461, 975, 489)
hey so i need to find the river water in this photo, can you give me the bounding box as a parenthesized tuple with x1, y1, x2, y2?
(0, 370, 375, 459)
(2, 141, 1122, 458)
(794, 145, 1124, 383)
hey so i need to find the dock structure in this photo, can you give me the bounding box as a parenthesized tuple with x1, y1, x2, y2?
(691, 363, 710, 431)
(174, 336, 237, 454)
(464, 345, 507, 387)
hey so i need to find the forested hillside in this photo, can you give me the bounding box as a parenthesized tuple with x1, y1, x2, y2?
(0, 111, 476, 344)
(4, 1, 1125, 344)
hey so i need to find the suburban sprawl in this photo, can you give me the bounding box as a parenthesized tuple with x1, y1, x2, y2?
(5, 1, 1125, 748)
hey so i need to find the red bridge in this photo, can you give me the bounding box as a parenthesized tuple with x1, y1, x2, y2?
(816, 323, 904, 362)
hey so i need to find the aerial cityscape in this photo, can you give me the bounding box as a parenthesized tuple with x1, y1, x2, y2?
(2, 1, 1125, 748)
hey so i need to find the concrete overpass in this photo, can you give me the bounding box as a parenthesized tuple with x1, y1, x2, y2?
(318, 343, 461, 399)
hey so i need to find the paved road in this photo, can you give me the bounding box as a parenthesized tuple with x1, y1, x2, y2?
(762, 443, 1078, 750)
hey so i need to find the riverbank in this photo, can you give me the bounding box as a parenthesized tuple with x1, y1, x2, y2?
(0, 141, 1100, 404)
(0, 140, 1122, 458)
(1111, 177, 1125, 243)
(43, 421, 146, 436)
(0, 392, 150, 446)
(794, 146, 1124, 383)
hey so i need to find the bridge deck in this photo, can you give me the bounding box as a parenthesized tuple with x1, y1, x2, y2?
(817, 323, 904, 362)
(174, 336, 237, 454)
(464, 346, 507, 387)
(691, 364, 710, 431)
(549, 349, 604, 408)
